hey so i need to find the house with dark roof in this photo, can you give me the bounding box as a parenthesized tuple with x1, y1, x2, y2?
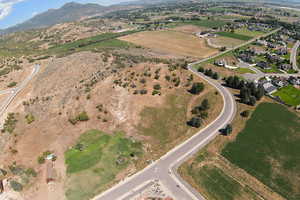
(279, 64, 292, 71)
(276, 47, 288, 55)
(257, 61, 271, 70)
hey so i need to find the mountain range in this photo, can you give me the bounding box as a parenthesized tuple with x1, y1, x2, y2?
(0, 0, 298, 35)
(0, 2, 106, 35)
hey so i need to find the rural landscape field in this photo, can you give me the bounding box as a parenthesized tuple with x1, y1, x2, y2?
(0, 0, 299, 200)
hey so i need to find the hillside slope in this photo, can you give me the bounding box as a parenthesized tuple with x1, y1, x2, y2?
(2, 2, 105, 34)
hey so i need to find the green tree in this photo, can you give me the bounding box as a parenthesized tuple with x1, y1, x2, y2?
(198, 66, 205, 73)
(212, 72, 219, 80)
(189, 82, 205, 95)
(241, 110, 250, 118)
(254, 85, 265, 100)
(200, 99, 210, 111)
(223, 124, 232, 136)
(187, 117, 202, 128)
(153, 84, 161, 90)
(249, 96, 257, 106)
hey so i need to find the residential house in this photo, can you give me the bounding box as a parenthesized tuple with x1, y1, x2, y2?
(266, 53, 283, 63)
(263, 82, 277, 94)
(256, 40, 268, 46)
(276, 47, 288, 55)
(280, 64, 292, 71)
(253, 48, 266, 56)
(272, 78, 288, 88)
(257, 61, 271, 70)
(267, 42, 277, 49)
(214, 59, 226, 67)
(288, 76, 300, 85)
(238, 53, 254, 63)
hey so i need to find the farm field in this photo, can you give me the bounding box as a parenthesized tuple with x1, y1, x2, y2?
(46, 31, 136, 56)
(119, 30, 218, 58)
(222, 103, 300, 200)
(216, 32, 253, 41)
(273, 85, 300, 106)
(171, 25, 206, 34)
(179, 163, 261, 200)
(65, 130, 143, 200)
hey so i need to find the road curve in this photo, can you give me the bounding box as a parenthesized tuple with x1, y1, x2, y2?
(93, 27, 284, 200)
(0, 64, 40, 127)
(291, 40, 300, 71)
(92, 28, 287, 200)
(93, 60, 236, 200)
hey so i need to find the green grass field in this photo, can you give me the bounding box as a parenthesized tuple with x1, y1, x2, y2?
(65, 130, 143, 200)
(273, 85, 300, 106)
(234, 68, 255, 74)
(216, 32, 253, 41)
(47, 31, 136, 56)
(180, 162, 260, 200)
(222, 103, 300, 200)
(184, 19, 227, 28)
(234, 28, 264, 37)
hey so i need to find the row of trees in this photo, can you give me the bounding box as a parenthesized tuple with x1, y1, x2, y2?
(225, 76, 264, 106)
(198, 67, 220, 80)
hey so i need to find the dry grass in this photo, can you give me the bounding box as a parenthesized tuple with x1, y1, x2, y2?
(209, 36, 244, 49)
(119, 30, 218, 58)
(171, 25, 206, 34)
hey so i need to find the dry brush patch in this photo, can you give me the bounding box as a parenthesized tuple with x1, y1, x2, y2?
(119, 30, 218, 58)
(0, 49, 222, 200)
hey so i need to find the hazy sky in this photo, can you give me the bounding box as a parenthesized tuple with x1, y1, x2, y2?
(0, 0, 136, 29)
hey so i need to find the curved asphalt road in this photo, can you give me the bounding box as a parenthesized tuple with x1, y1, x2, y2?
(291, 40, 300, 71)
(93, 27, 284, 200)
(92, 28, 288, 200)
(0, 64, 40, 127)
(93, 60, 237, 200)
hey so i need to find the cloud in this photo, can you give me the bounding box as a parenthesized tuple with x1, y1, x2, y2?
(0, 0, 26, 20)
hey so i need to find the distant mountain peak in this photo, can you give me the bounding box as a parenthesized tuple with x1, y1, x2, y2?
(1, 2, 105, 35)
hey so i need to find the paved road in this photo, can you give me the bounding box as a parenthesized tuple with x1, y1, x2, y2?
(0, 64, 40, 127)
(93, 28, 282, 200)
(291, 40, 300, 71)
(93, 64, 236, 200)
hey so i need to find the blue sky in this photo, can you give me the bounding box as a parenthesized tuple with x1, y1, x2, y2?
(0, 0, 136, 29)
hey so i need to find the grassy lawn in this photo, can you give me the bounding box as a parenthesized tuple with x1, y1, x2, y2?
(234, 28, 264, 37)
(222, 103, 300, 200)
(209, 36, 244, 48)
(273, 85, 300, 106)
(65, 130, 143, 200)
(216, 32, 253, 41)
(234, 68, 255, 74)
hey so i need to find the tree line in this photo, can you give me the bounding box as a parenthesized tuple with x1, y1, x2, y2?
(225, 76, 264, 106)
